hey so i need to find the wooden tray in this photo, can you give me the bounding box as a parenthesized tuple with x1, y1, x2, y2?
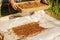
(16, 1, 50, 13)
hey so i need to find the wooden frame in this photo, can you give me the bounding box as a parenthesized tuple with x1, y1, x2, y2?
(16, 1, 50, 13)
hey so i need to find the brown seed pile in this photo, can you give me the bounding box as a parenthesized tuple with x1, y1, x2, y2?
(12, 22, 46, 38)
(18, 2, 41, 9)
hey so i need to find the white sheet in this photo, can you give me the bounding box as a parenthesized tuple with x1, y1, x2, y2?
(0, 10, 60, 40)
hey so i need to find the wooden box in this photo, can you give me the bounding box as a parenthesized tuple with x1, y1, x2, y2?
(16, 1, 50, 13)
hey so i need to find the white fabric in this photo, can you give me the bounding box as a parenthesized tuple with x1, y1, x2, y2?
(0, 10, 60, 40)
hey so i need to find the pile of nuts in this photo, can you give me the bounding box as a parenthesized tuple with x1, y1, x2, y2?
(12, 22, 46, 38)
(18, 2, 41, 9)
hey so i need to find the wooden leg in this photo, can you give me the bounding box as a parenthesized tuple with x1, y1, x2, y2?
(0, 32, 4, 40)
(9, 12, 34, 19)
(9, 13, 22, 19)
